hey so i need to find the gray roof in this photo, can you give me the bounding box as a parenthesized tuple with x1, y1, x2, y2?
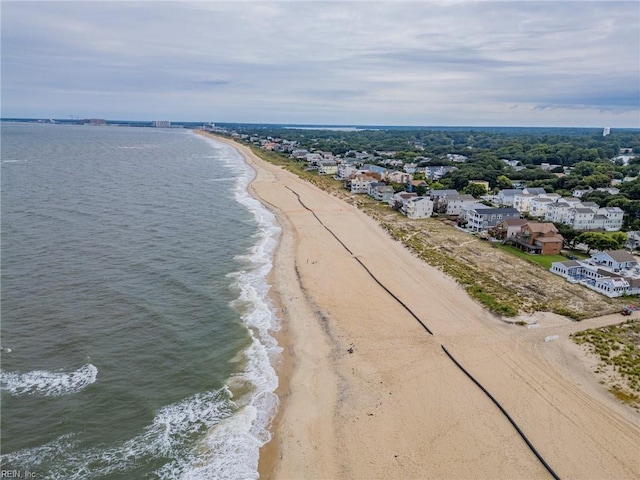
(473, 207, 519, 215)
(457, 194, 477, 202)
(605, 250, 637, 263)
(431, 189, 459, 196)
(561, 260, 582, 268)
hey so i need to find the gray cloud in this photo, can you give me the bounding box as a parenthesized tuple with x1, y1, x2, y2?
(1, 1, 638, 126)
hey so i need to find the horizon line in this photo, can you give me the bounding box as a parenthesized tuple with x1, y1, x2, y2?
(2, 117, 639, 131)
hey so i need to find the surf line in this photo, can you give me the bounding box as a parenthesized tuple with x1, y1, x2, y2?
(284, 185, 562, 480)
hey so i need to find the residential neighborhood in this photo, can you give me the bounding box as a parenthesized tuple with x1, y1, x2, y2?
(205, 124, 640, 299)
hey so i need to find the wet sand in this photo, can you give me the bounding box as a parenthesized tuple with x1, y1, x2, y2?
(203, 132, 640, 479)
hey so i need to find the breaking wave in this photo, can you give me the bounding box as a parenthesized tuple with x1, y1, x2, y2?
(1, 363, 98, 397)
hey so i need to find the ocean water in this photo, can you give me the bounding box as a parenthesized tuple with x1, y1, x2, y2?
(0, 123, 281, 479)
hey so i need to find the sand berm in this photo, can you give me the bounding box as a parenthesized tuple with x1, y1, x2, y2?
(204, 132, 640, 480)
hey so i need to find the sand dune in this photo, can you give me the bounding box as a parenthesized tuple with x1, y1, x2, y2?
(205, 133, 639, 480)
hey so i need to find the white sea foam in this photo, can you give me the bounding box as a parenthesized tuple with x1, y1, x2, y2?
(1, 388, 235, 479)
(205, 176, 238, 182)
(2, 133, 283, 480)
(188, 133, 283, 479)
(0, 363, 98, 397)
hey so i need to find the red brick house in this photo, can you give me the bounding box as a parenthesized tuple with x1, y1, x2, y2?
(511, 222, 564, 255)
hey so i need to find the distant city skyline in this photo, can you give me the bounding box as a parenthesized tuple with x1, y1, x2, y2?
(2, 1, 639, 128)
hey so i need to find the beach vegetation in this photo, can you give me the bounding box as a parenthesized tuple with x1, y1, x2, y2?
(235, 131, 631, 321)
(571, 320, 640, 407)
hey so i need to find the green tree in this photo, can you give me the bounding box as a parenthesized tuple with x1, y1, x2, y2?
(389, 182, 407, 193)
(496, 175, 513, 189)
(585, 173, 612, 189)
(576, 232, 620, 253)
(463, 182, 488, 198)
(610, 232, 628, 250)
(554, 223, 580, 249)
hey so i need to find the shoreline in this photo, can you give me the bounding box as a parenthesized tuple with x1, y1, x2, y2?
(202, 132, 640, 479)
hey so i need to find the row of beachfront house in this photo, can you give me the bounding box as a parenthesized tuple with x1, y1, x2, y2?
(495, 188, 623, 232)
(290, 152, 624, 233)
(345, 171, 622, 233)
(551, 250, 640, 297)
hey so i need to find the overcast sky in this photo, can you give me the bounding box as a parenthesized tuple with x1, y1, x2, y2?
(2, 1, 639, 127)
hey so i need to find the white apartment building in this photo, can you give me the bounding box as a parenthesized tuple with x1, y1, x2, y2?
(349, 175, 377, 194)
(545, 202, 570, 224)
(442, 194, 479, 216)
(403, 197, 434, 219)
(496, 189, 524, 206)
(530, 197, 558, 218)
(601, 207, 624, 231)
(337, 163, 358, 179)
(513, 194, 536, 213)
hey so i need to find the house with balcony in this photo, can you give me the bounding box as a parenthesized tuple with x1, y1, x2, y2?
(347, 173, 380, 194)
(513, 193, 536, 213)
(567, 207, 598, 230)
(386, 171, 412, 184)
(430, 190, 458, 212)
(440, 194, 480, 216)
(510, 222, 563, 255)
(545, 201, 575, 224)
(465, 207, 520, 232)
(529, 197, 556, 218)
(403, 196, 434, 219)
(291, 149, 310, 159)
(336, 162, 359, 179)
(496, 189, 524, 207)
(592, 250, 637, 271)
(491, 218, 529, 240)
(369, 183, 395, 202)
(318, 160, 337, 175)
(600, 207, 624, 231)
(390, 192, 418, 210)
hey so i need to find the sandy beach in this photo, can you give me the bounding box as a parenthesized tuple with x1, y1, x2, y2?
(205, 133, 640, 479)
